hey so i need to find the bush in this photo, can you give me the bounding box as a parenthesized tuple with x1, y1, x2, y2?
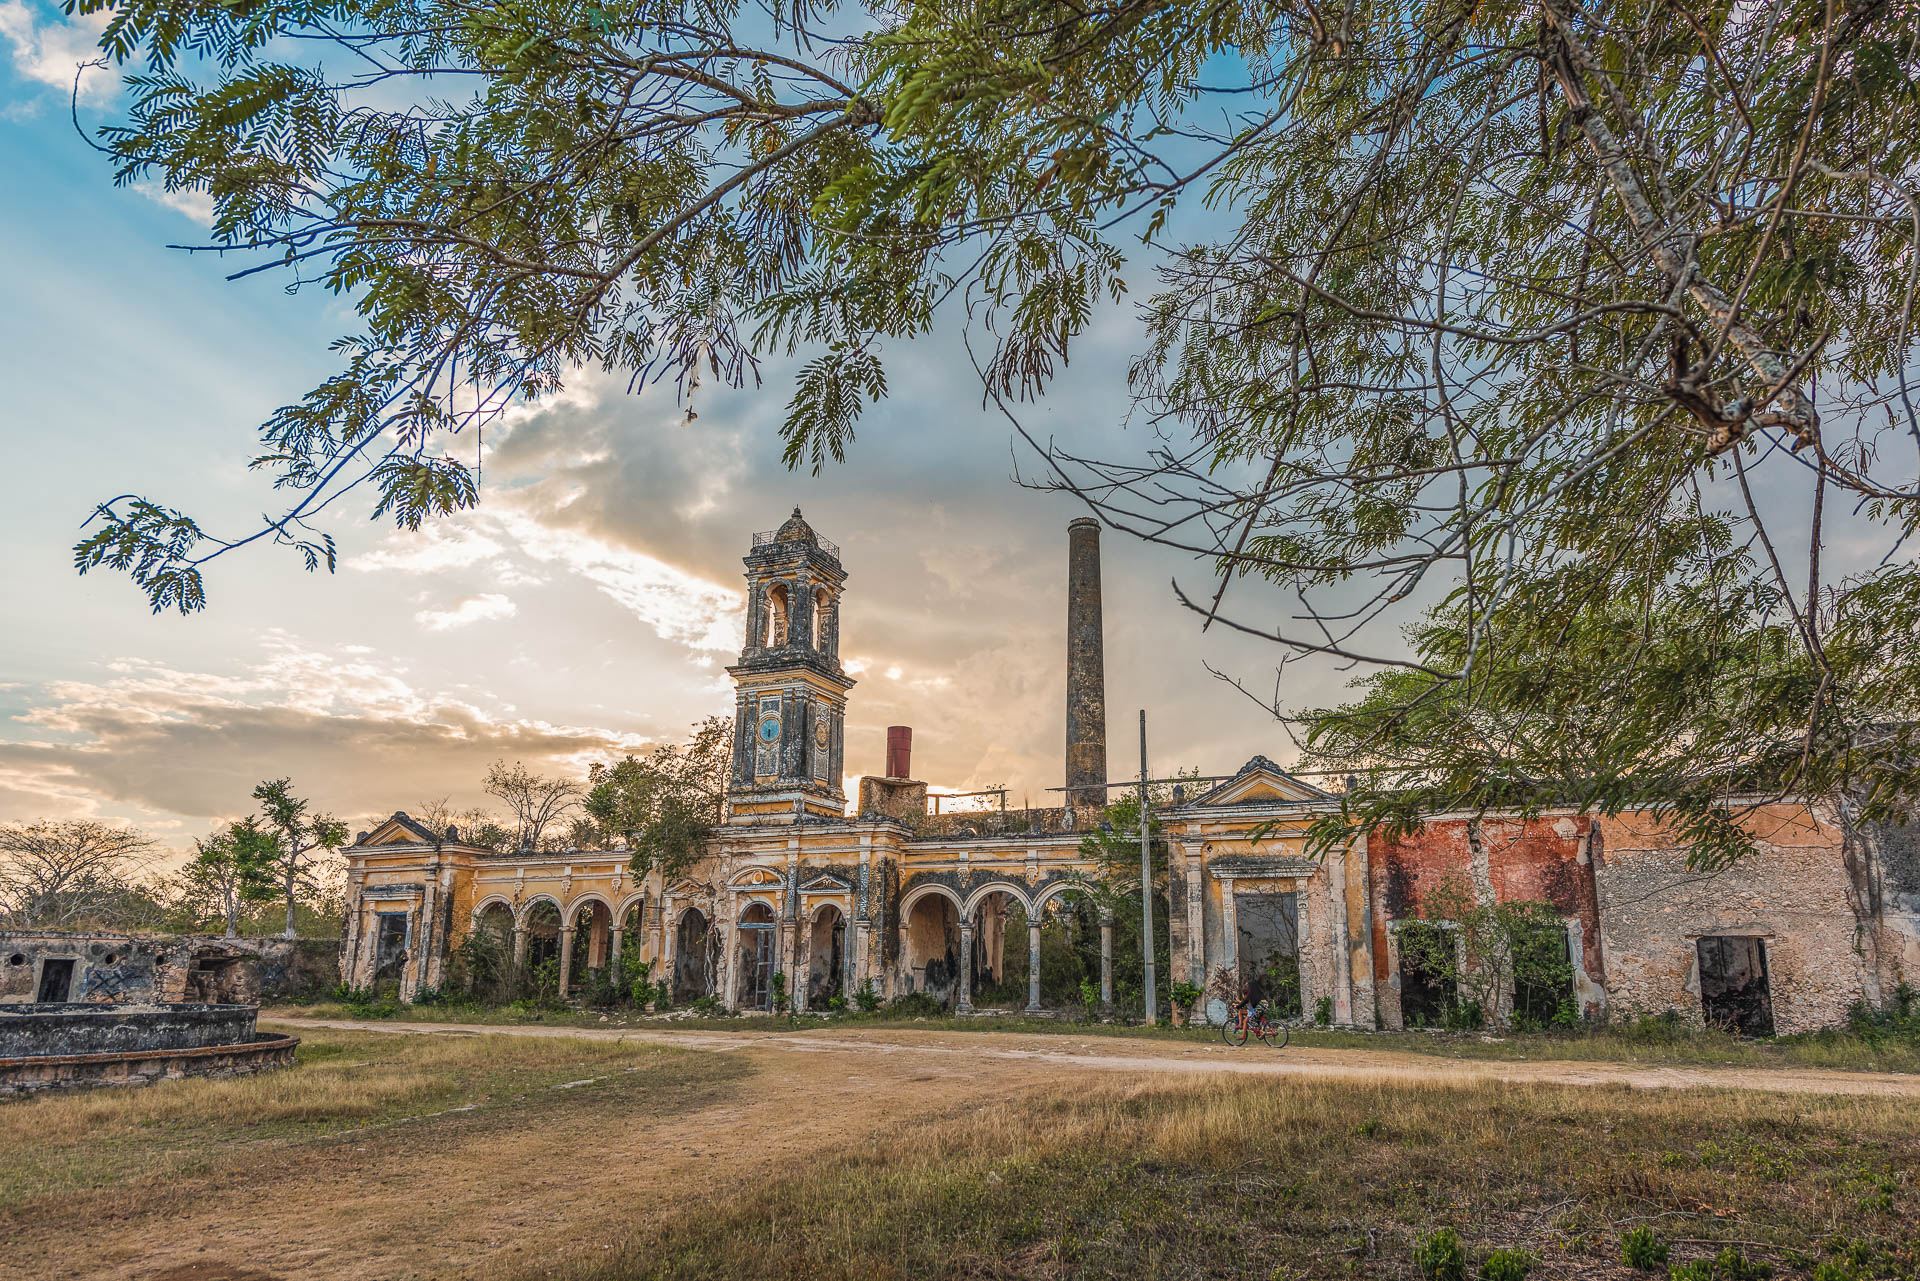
(1670, 1262, 1713, 1281)
(853, 980, 881, 1012)
(887, 991, 944, 1018)
(1714, 1248, 1773, 1281)
(1624, 1227, 1671, 1271)
(1314, 995, 1334, 1026)
(827, 994, 847, 1012)
(1481, 1248, 1533, 1281)
(688, 994, 725, 1015)
(1414, 1229, 1468, 1281)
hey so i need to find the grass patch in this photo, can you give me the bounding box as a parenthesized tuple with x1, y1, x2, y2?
(0, 1023, 750, 1210)
(267, 1003, 1920, 1074)
(517, 1074, 1920, 1281)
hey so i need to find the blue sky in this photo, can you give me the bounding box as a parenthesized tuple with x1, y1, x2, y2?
(0, 2, 1325, 854)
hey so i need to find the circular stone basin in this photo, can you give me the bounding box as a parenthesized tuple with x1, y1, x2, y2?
(0, 1003, 298, 1095)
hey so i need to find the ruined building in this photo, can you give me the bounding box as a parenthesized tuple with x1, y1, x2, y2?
(341, 510, 1920, 1032)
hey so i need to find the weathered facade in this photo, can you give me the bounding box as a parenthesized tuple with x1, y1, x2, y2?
(0, 930, 338, 1007)
(342, 512, 1920, 1033)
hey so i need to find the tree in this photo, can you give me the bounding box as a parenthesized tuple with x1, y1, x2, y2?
(252, 779, 350, 938)
(483, 761, 583, 852)
(0, 820, 159, 928)
(64, 0, 1920, 859)
(584, 718, 731, 881)
(181, 818, 280, 936)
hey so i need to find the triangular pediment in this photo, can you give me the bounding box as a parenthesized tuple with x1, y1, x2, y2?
(800, 873, 851, 894)
(360, 812, 442, 846)
(666, 879, 707, 898)
(1190, 757, 1328, 808)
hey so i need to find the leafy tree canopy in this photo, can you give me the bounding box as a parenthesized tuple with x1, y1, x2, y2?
(583, 716, 731, 879)
(63, 0, 1920, 859)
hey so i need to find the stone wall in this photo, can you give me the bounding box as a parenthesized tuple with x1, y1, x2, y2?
(1592, 805, 1873, 1035)
(0, 931, 342, 1007)
(0, 1003, 258, 1057)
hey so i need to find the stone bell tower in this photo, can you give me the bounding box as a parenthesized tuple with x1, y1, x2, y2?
(725, 508, 854, 824)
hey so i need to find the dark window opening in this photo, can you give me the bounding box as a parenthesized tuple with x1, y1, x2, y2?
(373, 913, 409, 983)
(1698, 935, 1774, 1036)
(36, 958, 75, 1003)
(1396, 925, 1457, 1028)
(1236, 892, 1303, 1019)
(737, 905, 776, 1010)
(1513, 924, 1576, 1028)
(674, 909, 714, 1002)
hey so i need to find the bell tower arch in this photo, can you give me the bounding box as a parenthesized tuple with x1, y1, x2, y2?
(727, 508, 853, 823)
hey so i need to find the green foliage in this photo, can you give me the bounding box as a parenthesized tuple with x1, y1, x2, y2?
(584, 718, 730, 883)
(1078, 978, 1100, 1021)
(1480, 1249, 1534, 1281)
(251, 777, 349, 937)
(853, 980, 881, 1013)
(771, 971, 790, 1017)
(1397, 877, 1576, 1032)
(1624, 1228, 1672, 1271)
(1414, 1228, 1467, 1281)
(180, 817, 279, 936)
(1314, 996, 1333, 1027)
(1714, 1248, 1774, 1281)
(1671, 1262, 1714, 1281)
(887, 991, 943, 1018)
(1170, 981, 1202, 1012)
(827, 994, 847, 1013)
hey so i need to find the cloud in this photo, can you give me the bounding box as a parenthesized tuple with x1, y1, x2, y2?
(415, 592, 518, 632)
(0, 2, 111, 104)
(130, 181, 215, 226)
(0, 637, 646, 839)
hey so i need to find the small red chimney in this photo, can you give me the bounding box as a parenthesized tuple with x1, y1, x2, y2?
(886, 725, 913, 779)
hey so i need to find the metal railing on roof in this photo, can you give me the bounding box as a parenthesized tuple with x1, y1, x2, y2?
(751, 528, 841, 561)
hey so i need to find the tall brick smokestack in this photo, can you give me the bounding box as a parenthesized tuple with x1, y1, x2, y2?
(1065, 518, 1108, 811)
(886, 726, 913, 779)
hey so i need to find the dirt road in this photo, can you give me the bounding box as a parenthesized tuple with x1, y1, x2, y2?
(16, 1020, 1916, 1281)
(272, 1016, 1920, 1099)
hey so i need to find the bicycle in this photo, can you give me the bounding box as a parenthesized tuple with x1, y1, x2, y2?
(1221, 998, 1290, 1048)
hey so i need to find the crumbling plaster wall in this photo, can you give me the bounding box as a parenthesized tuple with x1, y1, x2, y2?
(1593, 805, 1871, 1034)
(1368, 816, 1604, 1029)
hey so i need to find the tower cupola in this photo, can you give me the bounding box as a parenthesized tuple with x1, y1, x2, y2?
(725, 509, 853, 823)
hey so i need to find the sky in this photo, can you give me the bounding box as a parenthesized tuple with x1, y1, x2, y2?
(0, 3, 1337, 857)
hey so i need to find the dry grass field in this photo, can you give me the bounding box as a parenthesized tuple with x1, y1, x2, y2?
(3, 1024, 1916, 1281)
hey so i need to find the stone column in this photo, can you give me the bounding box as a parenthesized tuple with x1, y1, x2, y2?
(558, 925, 575, 998)
(1099, 911, 1115, 1009)
(512, 923, 529, 973)
(610, 926, 624, 970)
(1025, 920, 1043, 1013)
(957, 922, 975, 1014)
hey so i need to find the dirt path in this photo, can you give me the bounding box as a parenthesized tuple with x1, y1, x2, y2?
(272, 1016, 1920, 1099)
(17, 1031, 1072, 1281)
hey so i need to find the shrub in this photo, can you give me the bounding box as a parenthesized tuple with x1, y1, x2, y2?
(1314, 995, 1334, 1026)
(688, 994, 725, 1015)
(827, 994, 847, 1012)
(887, 990, 943, 1018)
(853, 980, 881, 1012)
(331, 983, 374, 1006)
(1715, 1248, 1773, 1281)
(1481, 1248, 1533, 1281)
(1624, 1227, 1671, 1271)
(1078, 978, 1100, 1021)
(1414, 1228, 1468, 1281)
(1670, 1262, 1713, 1281)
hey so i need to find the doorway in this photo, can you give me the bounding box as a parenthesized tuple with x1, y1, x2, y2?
(1698, 935, 1774, 1035)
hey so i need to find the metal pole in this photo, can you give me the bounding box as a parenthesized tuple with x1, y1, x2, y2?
(1139, 709, 1157, 1026)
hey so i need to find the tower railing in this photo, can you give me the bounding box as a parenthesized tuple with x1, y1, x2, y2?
(751, 528, 840, 561)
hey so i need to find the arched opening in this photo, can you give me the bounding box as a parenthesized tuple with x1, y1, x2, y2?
(1029, 890, 1097, 1011)
(523, 900, 563, 993)
(673, 908, 714, 1002)
(619, 899, 646, 974)
(902, 893, 960, 1007)
(813, 586, 835, 657)
(806, 904, 846, 1009)
(467, 902, 516, 999)
(967, 890, 1024, 1008)
(766, 582, 790, 647)
(568, 900, 612, 988)
(735, 903, 777, 1011)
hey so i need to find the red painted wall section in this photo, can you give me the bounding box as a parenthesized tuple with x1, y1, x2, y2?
(1369, 816, 1602, 986)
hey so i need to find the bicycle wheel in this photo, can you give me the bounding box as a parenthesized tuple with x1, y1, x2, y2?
(1258, 1021, 1290, 1048)
(1221, 1015, 1248, 1046)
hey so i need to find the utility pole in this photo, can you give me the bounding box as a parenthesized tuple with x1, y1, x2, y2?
(1139, 709, 1157, 1026)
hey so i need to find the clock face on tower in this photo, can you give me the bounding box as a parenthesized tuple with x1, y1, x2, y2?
(814, 720, 829, 748)
(757, 714, 782, 743)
